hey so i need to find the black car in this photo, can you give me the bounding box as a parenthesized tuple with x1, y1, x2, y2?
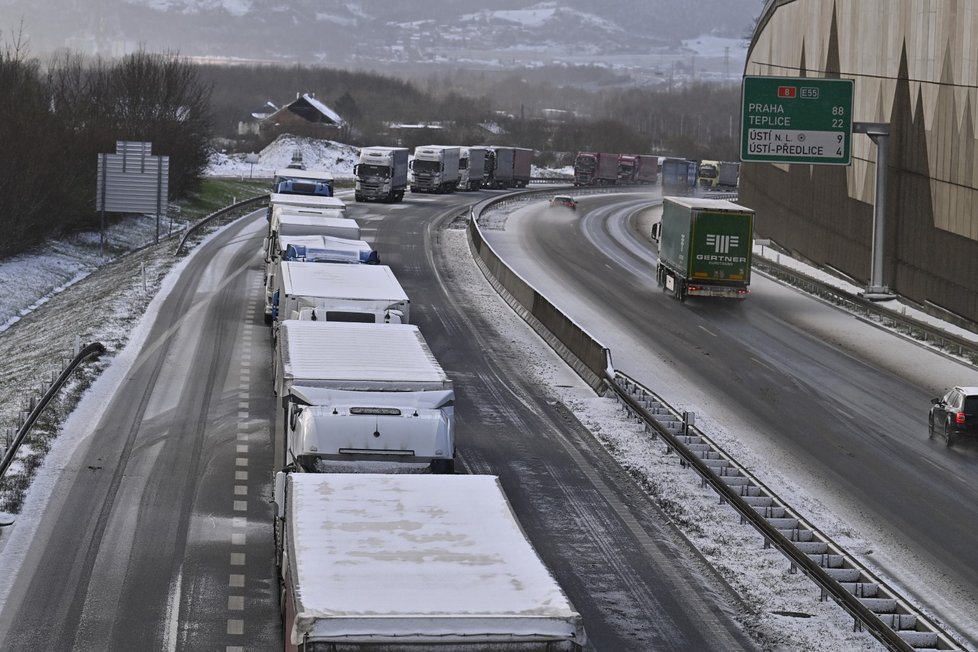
(929, 386, 978, 446)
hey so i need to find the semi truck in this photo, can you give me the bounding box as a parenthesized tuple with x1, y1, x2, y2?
(458, 147, 487, 190)
(718, 161, 741, 189)
(634, 154, 658, 184)
(573, 152, 619, 186)
(273, 261, 409, 326)
(660, 158, 697, 195)
(484, 146, 515, 189)
(697, 160, 720, 189)
(282, 236, 379, 265)
(264, 230, 374, 324)
(273, 473, 587, 651)
(273, 168, 334, 197)
(655, 196, 754, 301)
(274, 322, 454, 473)
(263, 209, 358, 271)
(512, 147, 533, 187)
(266, 193, 347, 228)
(617, 155, 638, 184)
(354, 146, 409, 203)
(410, 145, 460, 193)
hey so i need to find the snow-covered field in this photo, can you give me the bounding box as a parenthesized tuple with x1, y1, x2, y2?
(1, 136, 975, 649)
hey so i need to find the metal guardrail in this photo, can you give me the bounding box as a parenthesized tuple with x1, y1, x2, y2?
(608, 371, 961, 651)
(0, 342, 106, 481)
(174, 194, 270, 255)
(469, 188, 967, 651)
(754, 256, 978, 365)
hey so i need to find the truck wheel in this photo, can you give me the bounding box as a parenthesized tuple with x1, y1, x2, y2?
(395, 190, 404, 202)
(264, 312, 273, 326)
(354, 193, 363, 202)
(677, 282, 687, 302)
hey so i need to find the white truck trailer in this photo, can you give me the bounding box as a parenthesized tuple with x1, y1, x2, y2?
(262, 215, 363, 323)
(354, 146, 409, 203)
(273, 262, 409, 326)
(264, 234, 379, 324)
(274, 322, 454, 472)
(410, 145, 460, 193)
(265, 195, 348, 243)
(267, 193, 346, 221)
(458, 146, 487, 191)
(273, 473, 587, 652)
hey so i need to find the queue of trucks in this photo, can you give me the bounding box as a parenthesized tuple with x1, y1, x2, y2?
(352, 145, 533, 194)
(259, 175, 587, 650)
(573, 151, 659, 186)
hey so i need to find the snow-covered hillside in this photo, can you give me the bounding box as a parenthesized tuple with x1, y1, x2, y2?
(209, 135, 359, 179)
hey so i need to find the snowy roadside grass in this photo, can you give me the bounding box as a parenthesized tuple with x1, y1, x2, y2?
(0, 178, 267, 513)
(570, 396, 881, 651)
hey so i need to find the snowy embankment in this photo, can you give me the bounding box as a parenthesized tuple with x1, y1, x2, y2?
(209, 134, 359, 180)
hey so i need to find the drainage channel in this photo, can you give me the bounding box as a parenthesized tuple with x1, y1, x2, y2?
(610, 371, 964, 652)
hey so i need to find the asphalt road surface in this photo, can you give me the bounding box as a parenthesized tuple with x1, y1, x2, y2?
(482, 189, 978, 642)
(0, 190, 757, 651)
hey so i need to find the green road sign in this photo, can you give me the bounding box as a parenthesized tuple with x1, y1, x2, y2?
(740, 76, 853, 165)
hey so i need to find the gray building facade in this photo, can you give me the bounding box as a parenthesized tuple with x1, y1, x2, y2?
(743, 0, 978, 324)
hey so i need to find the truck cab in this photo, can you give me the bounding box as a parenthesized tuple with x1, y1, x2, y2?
(410, 146, 460, 193)
(354, 147, 409, 203)
(273, 168, 334, 197)
(697, 160, 720, 189)
(285, 386, 455, 473)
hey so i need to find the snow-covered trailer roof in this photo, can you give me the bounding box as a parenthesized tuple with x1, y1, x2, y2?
(285, 473, 586, 648)
(274, 214, 360, 241)
(279, 234, 376, 264)
(279, 262, 406, 302)
(662, 196, 752, 212)
(270, 193, 346, 210)
(276, 322, 450, 393)
(274, 168, 335, 183)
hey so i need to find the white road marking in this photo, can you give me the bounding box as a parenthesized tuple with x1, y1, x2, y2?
(698, 325, 717, 337)
(751, 357, 773, 371)
(163, 567, 183, 652)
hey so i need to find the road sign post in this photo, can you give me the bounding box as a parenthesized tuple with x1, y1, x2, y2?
(853, 122, 896, 300)
(741, 76, 853, 165)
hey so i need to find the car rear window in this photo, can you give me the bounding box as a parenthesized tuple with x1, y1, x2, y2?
(964, 396, 978, 413)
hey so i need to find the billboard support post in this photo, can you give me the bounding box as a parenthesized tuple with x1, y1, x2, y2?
(853, 122, 896, 301)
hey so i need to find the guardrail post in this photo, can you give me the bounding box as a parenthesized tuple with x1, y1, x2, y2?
(682, 411, 695, 436)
